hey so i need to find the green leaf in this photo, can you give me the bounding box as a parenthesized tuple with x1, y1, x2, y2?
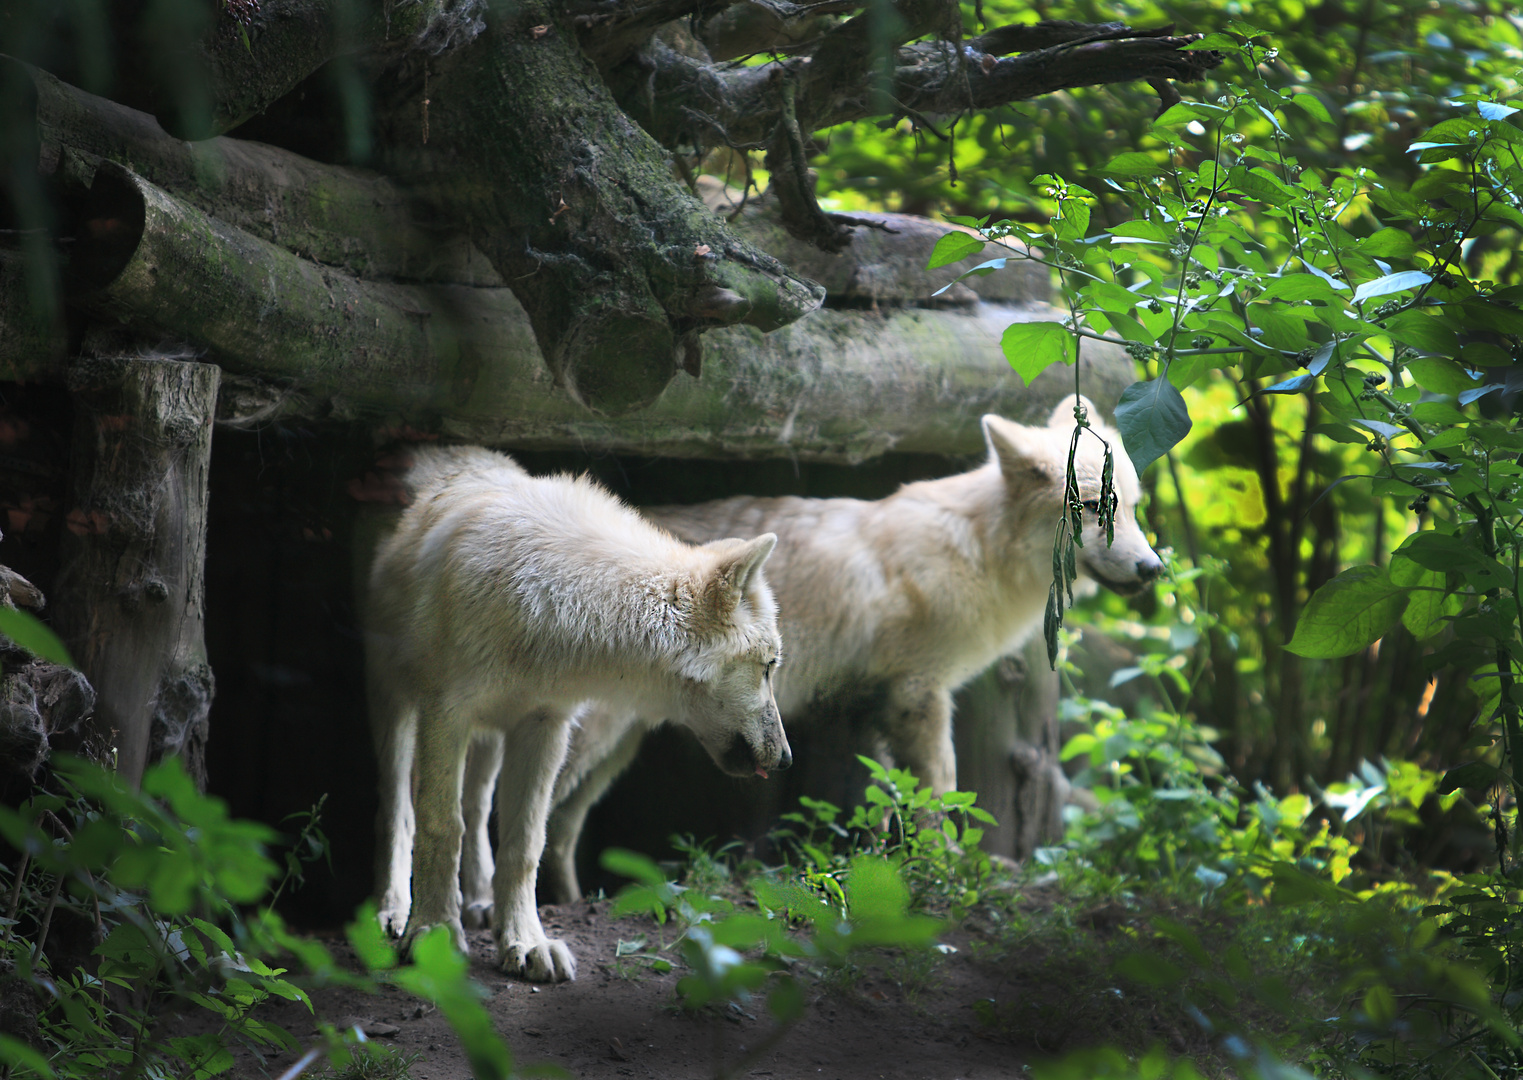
(1388, 557, 1449, 639)
(1154, 102, 1226, 129)
(927, 231, 985, 270)
(0, 1034, 57, 1079)
(0, 608, 75, 668)
(1395, 531, 1513, 590)
(1285, 565, 1409, 658)
(1353, 271, 1431, 305)
(1055, 200, 1091, 241)
(600, 848, 668, 888)
(1404, 357, 1479, 396)
(1113, 378, 1192, 473)
(1000, 322, 1075, 384)
(1384, 309, 1460, 354)
(1358, 227, 1418, 258)
(1226, 165, 1295, 203)
(1099, 152, 1163, 178)
(1438, 761, 1503, 794)
(346, 905, 399, 971)
(1289, 93, 1332, 123)
(1257, 275, 1344, 303)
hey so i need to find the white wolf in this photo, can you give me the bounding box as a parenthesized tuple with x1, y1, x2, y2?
(363, 446, 789, 981)
(503, 396, 1166, 904)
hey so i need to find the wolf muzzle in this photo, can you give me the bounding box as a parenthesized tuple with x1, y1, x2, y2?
(721, 733, 792, 779)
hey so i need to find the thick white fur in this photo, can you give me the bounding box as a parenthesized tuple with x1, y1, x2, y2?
(364, 446, 788, 981)
(509, 397, 1167, 905)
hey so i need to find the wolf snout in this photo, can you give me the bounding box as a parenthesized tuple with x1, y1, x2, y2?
(1137, 552, 1164, 581)
(721, 733, 792, 778)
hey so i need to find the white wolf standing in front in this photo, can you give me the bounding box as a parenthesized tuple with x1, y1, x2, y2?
(363, 446, 788, 981)
(522, 396, 1166, 904)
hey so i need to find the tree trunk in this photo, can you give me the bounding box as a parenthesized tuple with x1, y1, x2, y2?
(952, 636, 1064, 861)
(380, 8, 825, 413)
(53, 356, 220, 789)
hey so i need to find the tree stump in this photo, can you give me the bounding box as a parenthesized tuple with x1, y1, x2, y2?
(952, 635, 1064, 861)
(53, 355, 220, 789)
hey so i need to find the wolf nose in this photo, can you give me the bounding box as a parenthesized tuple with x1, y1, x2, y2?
(777, 744, 793, 771)
(1137, 555, 1164, 581)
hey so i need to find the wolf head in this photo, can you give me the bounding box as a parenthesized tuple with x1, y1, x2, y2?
(982, 397, 1164, 596)
(671, 533, 792, 779)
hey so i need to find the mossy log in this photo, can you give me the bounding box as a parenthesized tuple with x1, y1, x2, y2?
(13, 58, 496, 285)
(53, 356, 220, 789)
(69, 159, 1132, 462)
(381, 7, 825, 414)
(69, 162, 488, 408)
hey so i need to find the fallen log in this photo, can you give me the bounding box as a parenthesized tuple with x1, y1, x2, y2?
(69, 160, 1131, 462)
(11, 58, 495, 285)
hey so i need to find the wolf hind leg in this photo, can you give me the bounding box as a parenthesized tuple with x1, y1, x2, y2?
(883, 685, 957, 795)
(492, 710, 577, 981)
(544, 712, 651, 904)
(461, 732, 505, 930)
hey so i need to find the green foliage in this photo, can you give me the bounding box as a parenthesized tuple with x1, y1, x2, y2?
(1036, 560, 1521, 1077)
(0, 757, 327, 1079)
(599, 770, 994, 1065)
(804, 0, 1522, 227)
(0, 609, 75, 668)
(775, 756, 998, 917)
(0, 759, 538, 1080)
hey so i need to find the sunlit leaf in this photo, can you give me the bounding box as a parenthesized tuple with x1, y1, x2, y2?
(927, 231, 984, 270)
(1352, 271, 1431, 304)
(1285, 565, 1409, 659)
(1000, 322, 1075, 384)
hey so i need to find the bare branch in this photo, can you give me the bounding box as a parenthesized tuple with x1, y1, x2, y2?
(614, 25, 1222, 151)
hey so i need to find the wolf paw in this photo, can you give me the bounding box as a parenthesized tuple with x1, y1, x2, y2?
(376, 901, 410, 939)
(402, 919, 469, 957)
(499, 936, 576, 982)
(462, 901, 493, 930)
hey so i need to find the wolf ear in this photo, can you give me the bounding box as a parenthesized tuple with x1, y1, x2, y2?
(1047, 395, 1098, 430)
(982, 414, 1055, 482)
(701, 533, 777, 609)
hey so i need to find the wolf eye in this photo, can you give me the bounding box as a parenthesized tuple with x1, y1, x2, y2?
(1081, 499, 1100, 512)
(764, 659, 778, 677)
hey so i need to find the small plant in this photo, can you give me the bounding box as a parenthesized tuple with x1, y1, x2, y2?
(774, 755, 998, 918)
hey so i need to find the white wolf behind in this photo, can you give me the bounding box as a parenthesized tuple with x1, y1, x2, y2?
(502, 396, 1166, 905)
(363, 445, 789, 981)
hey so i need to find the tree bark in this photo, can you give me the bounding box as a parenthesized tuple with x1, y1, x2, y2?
(15, 58, 495, 285)
(952, 637, 1064, 862)
(0, 250, 62, 381)
(70, 162, 485, 407)
(52, 356, 219, 790)
(380, 7, 825, 414)
(613, 29, 1218, 153)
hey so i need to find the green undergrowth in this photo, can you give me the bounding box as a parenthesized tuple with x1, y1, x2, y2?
(0, 756, 563, 1080)
(598, 570, 1517, 1078)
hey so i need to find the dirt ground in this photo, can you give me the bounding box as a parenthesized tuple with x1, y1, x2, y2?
(235, 899, 1043, 1080)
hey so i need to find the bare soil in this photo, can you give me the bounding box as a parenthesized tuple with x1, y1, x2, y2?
(232, 899, 1046, 1080)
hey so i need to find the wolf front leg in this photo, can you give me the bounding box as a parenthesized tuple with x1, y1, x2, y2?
(884, 684, 957, 795)
(402, 701, 473, 956)
(368, 689, 417, 938)
(544, 712, 652, 904)
(461, 731, 506, 929)
(492, 710, 577, 981)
